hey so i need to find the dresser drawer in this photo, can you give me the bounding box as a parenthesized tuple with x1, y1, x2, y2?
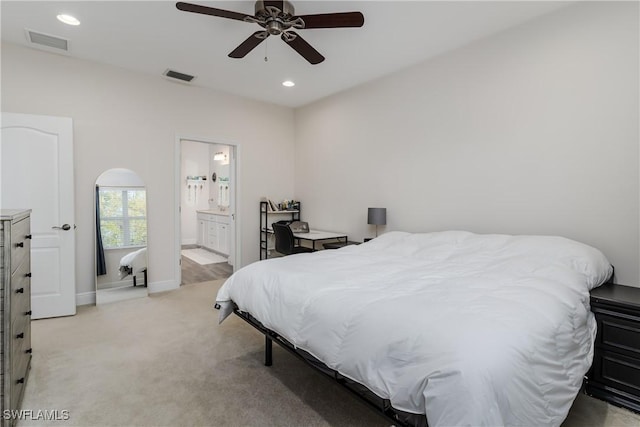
(11, 310, 32, 382)
(10, 217, 30, 275)
(595, 312, 640, 358)
(9, 353, 29, 419)
(11, 342, 30, 388)
(591, 349, 640, 397)
(10, 260, 31, 318)
(11, 311, 31, 354)
(10, 380, 26, 421)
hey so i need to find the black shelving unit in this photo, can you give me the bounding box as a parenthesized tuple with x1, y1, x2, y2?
(260, 201, 300, 260)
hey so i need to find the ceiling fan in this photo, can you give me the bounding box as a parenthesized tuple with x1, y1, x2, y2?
(176, 1, 364, 65)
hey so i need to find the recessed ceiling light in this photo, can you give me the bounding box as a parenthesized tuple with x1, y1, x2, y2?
(57, 14, 80, 26)
(282, 80, 295, 88)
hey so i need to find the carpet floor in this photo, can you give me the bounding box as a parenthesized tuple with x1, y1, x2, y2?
(18, 280, 640, 427)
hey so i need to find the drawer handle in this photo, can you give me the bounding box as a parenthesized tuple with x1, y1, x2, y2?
(16, 378, 24, 384)
(25, 310, 32, 316)
(25, 272, 32, 278)
(16, 287, 24, 294)
(15, 242, 24, 248)
(25, 234, 32, 239)
(25, 348, 32, 354)
(16, 333, 24, 339)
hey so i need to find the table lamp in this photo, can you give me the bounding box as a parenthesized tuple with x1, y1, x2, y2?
(367, 207, 386, 238)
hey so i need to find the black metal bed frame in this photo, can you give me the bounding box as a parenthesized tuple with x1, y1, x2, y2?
(229, 267, 618, 425)
(233, 308, 427, 427)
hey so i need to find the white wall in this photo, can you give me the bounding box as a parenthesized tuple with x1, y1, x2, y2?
(1, 42, 295, 302)
(294, 2, 639, 285)
(96, 168, 145, 187)
(209, 144, 230, 206)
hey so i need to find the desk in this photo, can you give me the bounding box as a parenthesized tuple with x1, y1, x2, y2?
(292, 230, 348, 251)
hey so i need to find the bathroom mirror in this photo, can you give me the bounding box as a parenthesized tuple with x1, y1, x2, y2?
(95, 168, 148, 304)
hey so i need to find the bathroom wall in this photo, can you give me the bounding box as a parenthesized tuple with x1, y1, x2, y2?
(208, 144, 230, 207)
(181, 140, 212, 245)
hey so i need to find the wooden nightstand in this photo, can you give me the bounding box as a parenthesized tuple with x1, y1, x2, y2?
(585, 283, 640, 413)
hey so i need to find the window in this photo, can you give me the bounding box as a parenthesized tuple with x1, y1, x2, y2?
(99, 187, 147, 249)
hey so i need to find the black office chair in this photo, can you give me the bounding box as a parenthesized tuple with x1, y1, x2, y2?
(272, 222, 313, 256)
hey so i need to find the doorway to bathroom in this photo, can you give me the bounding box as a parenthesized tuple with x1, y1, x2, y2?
(176, 138, 238, 285)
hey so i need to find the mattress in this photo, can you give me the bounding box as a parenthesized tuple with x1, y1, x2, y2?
(216, 230, 612, 426)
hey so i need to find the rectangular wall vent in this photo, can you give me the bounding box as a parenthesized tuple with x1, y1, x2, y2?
(26, 30, 69, 51)
(163, 69, 196, 83)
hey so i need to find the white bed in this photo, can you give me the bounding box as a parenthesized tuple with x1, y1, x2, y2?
(118, 247, 147, 280)
(216, 231, 612, 426)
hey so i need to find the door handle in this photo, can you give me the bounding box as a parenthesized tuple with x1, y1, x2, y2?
(52, 224, 71, 231)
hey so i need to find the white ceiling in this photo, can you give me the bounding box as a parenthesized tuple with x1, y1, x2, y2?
(1, 1, 569, 108)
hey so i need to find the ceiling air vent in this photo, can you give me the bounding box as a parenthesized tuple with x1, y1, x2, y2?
(163, 69, 196, 83)
(25, 29, 69, 51)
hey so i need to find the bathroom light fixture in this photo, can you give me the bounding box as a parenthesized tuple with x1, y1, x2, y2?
(214, 152, 227, 162)
(282, 80, 295, 87)
(57, 14, 80, 26)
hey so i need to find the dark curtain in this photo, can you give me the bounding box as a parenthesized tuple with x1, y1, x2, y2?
(95, 185, 107, 276)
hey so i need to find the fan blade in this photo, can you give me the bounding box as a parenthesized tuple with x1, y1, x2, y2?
(229, 32, 269, 58)
(281, 32, 324, 65)
(295, 12, 364, 29)
(176, 2, 252, 22)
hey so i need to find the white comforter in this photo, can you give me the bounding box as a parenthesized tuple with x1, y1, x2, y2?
(216, 231, 612, 426)
(118, 247, 147, 279)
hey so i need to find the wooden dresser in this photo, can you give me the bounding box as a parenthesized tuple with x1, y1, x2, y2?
(1, 210, 32, 426)
(586, 282, 640, 414)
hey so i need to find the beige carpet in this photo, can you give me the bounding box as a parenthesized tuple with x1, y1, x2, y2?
(18, 280, 640, 427)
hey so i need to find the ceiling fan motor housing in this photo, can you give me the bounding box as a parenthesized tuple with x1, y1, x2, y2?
(255, 1, 295, 35)
(255, 1, 295, 18)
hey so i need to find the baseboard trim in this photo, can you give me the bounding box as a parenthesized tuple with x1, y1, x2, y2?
(76, 280, 178, 305)
(97, 279, 134, 290)
(76, 290, 96, 306)
(148, 280, 178, 294)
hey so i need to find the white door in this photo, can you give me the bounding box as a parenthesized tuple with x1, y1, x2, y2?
(1, 113, 76, 319)
(227, 146, 236, 268)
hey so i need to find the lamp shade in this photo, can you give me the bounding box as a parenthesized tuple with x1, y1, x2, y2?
(367, 207, 386, 225)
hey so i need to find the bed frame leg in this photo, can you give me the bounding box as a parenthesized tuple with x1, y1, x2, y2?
(265, 336, 273, 366)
